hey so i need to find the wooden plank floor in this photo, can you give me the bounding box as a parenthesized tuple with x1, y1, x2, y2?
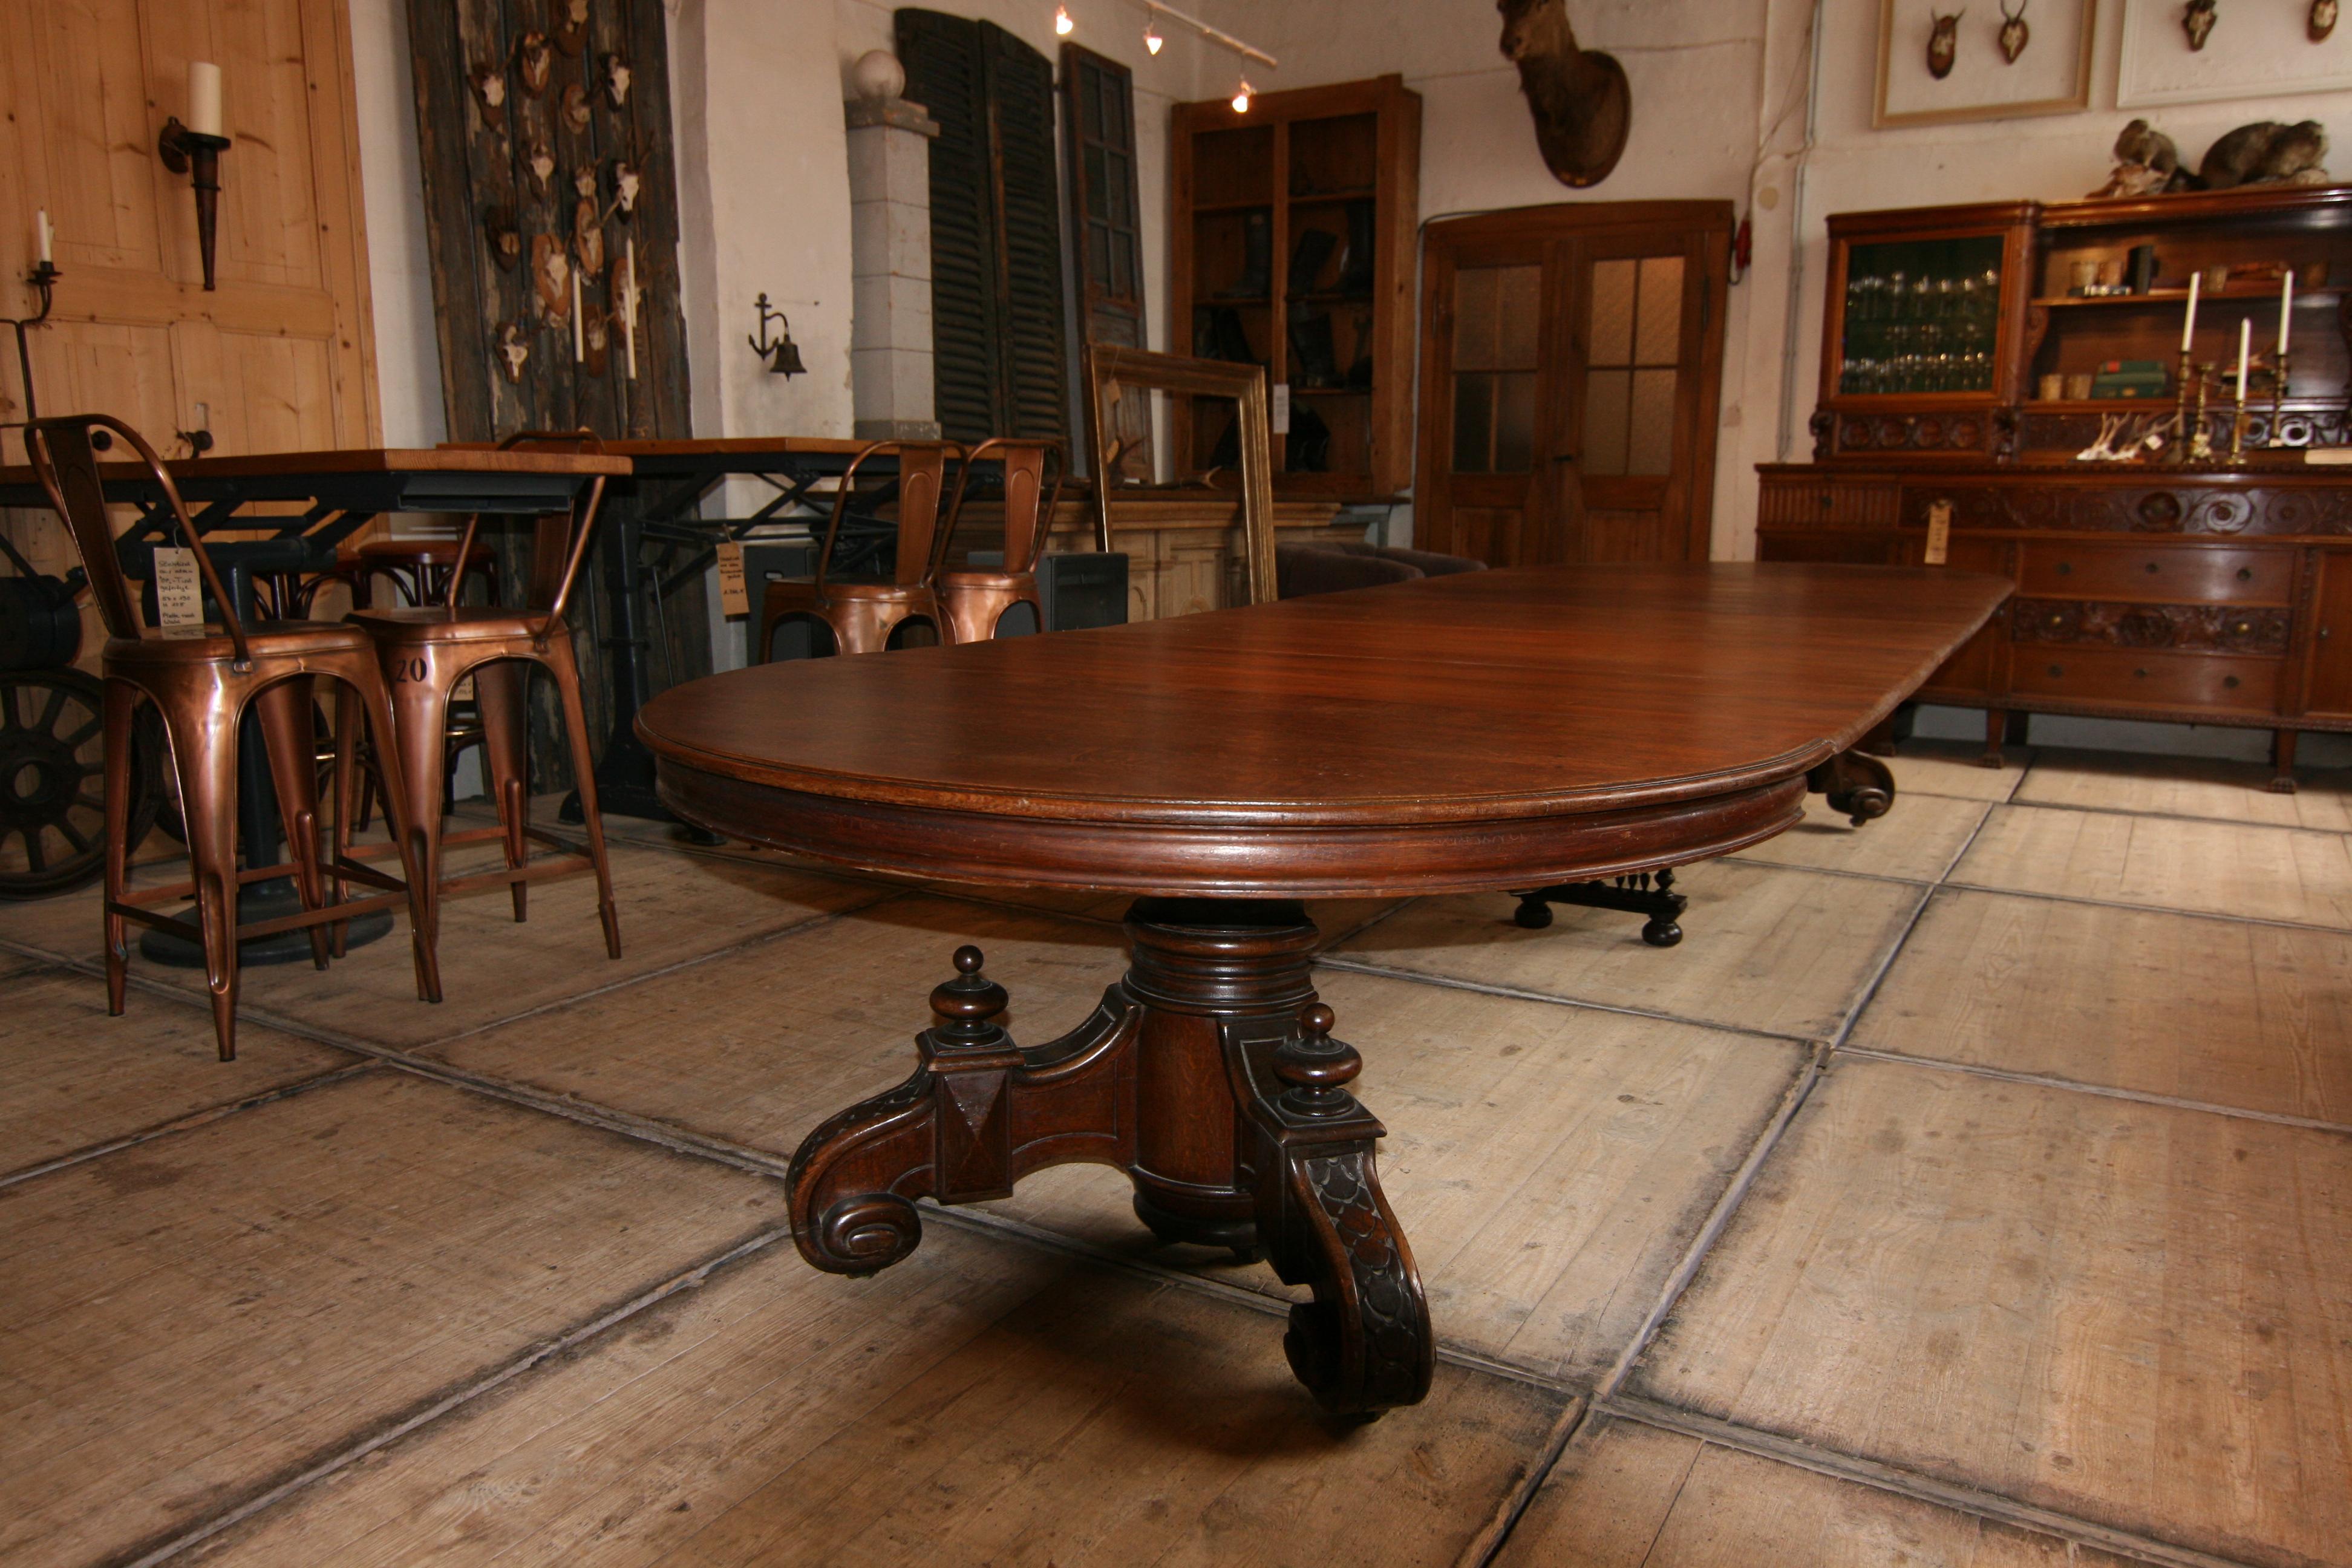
(0, 744, 2344, 1567)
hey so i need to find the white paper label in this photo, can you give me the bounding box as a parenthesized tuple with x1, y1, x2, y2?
(1272, 383, 1291, 436)
(1924, 500, 1953, 567)
(153, 547, 206, 632)
(716, 541, 750, 617)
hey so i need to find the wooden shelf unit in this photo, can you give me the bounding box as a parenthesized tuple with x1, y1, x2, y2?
(1768, 188, 2352, 785)
(1169, 75, 1421, 501)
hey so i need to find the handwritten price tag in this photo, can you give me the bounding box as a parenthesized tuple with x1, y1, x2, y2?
(1924, 500, 1953, 567)
(716, 541, 750, 617)
(153, 547, 206, 635)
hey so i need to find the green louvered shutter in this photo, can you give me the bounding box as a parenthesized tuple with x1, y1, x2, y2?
(895, 10, 1068, 445)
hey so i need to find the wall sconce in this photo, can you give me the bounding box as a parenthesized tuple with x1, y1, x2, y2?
(748, 293, 806, 377)
(6, 212, 63, 423)
(157, 62, 230, 291)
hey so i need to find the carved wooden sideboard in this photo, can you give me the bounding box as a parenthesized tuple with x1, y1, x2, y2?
(1756, 461, 2352, 785)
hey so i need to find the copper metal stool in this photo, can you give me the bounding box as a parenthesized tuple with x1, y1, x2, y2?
(342, 431, 620, 965)
(22, 414, 439, 1060)
(935, 438, 1062, 645)
(756, 440, 958, 661)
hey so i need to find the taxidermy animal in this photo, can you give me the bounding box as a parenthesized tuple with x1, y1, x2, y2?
(1927, 9, 1962, 79)
(1998, 0, 2030, 63)
(2200, 120, 2331, 191)
(517, 30, 552, 96)
(497, 323, 530, 384)
(1496, 0, 1632, 189)
(2088, 119, 2192, 197)
(2316, 0, 2339, 43)
(554, 0, 589, 56)
(2182, 0, 2217, 51)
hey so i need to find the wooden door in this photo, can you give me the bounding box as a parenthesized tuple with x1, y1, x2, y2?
(1417, 202, 1728, 566)
(0, 0, 377, 514)
(2304, 550, 2352, 719)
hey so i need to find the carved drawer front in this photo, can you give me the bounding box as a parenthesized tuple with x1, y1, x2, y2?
(1761, 479, 1901, 528)
(2016, 544, 2290, 605)
(2009, 647, 2281, 715)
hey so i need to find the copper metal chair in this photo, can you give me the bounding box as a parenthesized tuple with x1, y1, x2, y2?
(935, 439, 1063, 644)
(756, 440, 958, 661)
(21, 414, 439, 1060)
(342, 430, 620, 965)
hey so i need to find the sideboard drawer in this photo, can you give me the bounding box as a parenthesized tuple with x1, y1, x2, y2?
(2008, 648, 2281, 714)
(2016, 544, 2291, 605)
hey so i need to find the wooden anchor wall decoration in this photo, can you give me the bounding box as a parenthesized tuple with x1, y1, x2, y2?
(406, 0, 690, 444)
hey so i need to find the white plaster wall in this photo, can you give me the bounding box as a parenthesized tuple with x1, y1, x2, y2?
(347, 0, 446, 447)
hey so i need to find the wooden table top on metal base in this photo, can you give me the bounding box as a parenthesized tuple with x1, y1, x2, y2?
(637, 562, 2011, 1417)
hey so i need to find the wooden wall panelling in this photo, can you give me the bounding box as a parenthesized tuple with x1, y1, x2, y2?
(1, 0, 378, 655)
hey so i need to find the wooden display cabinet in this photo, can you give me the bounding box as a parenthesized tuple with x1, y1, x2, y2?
(1766, 188, 2352, 789)
(1169, 75, 1421, 500)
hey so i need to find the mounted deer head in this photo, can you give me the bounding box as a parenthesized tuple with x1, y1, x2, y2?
(1927, 8, 1963, 78)
(1495, 0, 1632, 189)
(1998, 0, 2030, 62)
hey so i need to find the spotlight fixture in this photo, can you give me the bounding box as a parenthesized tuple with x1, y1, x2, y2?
(1143, 7, 1163, 53)
(1055, 4, 1073, 35)
(1231, 77, 1253, 113)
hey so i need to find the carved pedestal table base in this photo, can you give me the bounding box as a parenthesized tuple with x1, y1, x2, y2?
(786, 898, 1432, 1417)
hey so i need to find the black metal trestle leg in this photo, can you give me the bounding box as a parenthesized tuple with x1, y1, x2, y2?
(1511, 867, 1685, 948)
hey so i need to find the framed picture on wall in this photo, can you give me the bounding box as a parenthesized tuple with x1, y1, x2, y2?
(1875, 0, 2099, 128)
(2118, 0, 2352, 106)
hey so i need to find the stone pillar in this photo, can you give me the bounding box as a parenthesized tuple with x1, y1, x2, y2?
(844, 53, 941, 441)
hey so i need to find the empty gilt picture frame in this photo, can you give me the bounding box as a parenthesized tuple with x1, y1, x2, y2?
(1082, 345, 1278, 607)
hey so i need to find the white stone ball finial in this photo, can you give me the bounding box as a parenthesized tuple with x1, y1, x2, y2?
(852, 50, 906, 104)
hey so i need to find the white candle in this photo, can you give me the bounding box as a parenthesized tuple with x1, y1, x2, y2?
(34, 209, 51, 264)
(2181, 271, 2200, 353)
(571, 267, 584, 362)
(622, 239, 639, 381)
(186, 62, 223, 138)
(2236, 318, 2251, 402)
(2279, 272, 2293, 356)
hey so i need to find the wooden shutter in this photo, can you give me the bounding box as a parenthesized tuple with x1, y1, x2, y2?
(896, 10, 1068, 445)
(1060, 43, 1144, 350)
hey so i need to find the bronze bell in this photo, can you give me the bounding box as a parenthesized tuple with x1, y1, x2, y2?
(748, 292, 806, 377)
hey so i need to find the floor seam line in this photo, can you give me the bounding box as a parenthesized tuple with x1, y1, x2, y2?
(1836, 1048, 2352, 1134)
(1309, 956, 1822, 1047)
(1600, 1394, 2262, 1568)
(0, 1062, 383, 1192)
(1990, 795, 2350, 834)
(1935, 878, 2352, 933)
(103, 1221, 798, 1568)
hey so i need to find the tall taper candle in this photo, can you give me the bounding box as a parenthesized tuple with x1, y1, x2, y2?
(571, 268, 584, 362)
(35, 209, 51, 264)
(2281, 271, 2293, 355)
(2237, 317, 2251, 402)
(186, 62, 223, 138)
(622, 238, 639, 381)
(2181, 270, 2200, 352)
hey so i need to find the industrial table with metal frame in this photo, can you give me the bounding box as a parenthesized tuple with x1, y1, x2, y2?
(0, 446, 628, 953)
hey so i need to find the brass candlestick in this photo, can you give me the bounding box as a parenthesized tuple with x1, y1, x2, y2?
(2169, 348, 2201, 465)
(2186, 362, 2215, 465)
(2229, 397, 2249, 466)
(2268, 348, 2293, 447)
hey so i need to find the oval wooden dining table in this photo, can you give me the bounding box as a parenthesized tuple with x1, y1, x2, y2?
(638, 561, 2012, 1417)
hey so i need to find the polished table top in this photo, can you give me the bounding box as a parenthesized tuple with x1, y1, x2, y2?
(640, 563, 2013, 897)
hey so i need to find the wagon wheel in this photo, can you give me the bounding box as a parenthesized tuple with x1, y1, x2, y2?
(0, 668, 161, 900)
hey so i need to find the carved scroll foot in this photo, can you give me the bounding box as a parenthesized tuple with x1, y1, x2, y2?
(1251, 1005, 1432, 1418)
(785, 944, 1142, 1276)
(1808, 748, 1896, 826)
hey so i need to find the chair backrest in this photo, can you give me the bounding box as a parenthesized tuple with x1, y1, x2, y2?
(937, 439, 1064, 579)
(814, 440, 958, 593)
(23, 414, 249, 664)
(446, 428, 609, 624)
